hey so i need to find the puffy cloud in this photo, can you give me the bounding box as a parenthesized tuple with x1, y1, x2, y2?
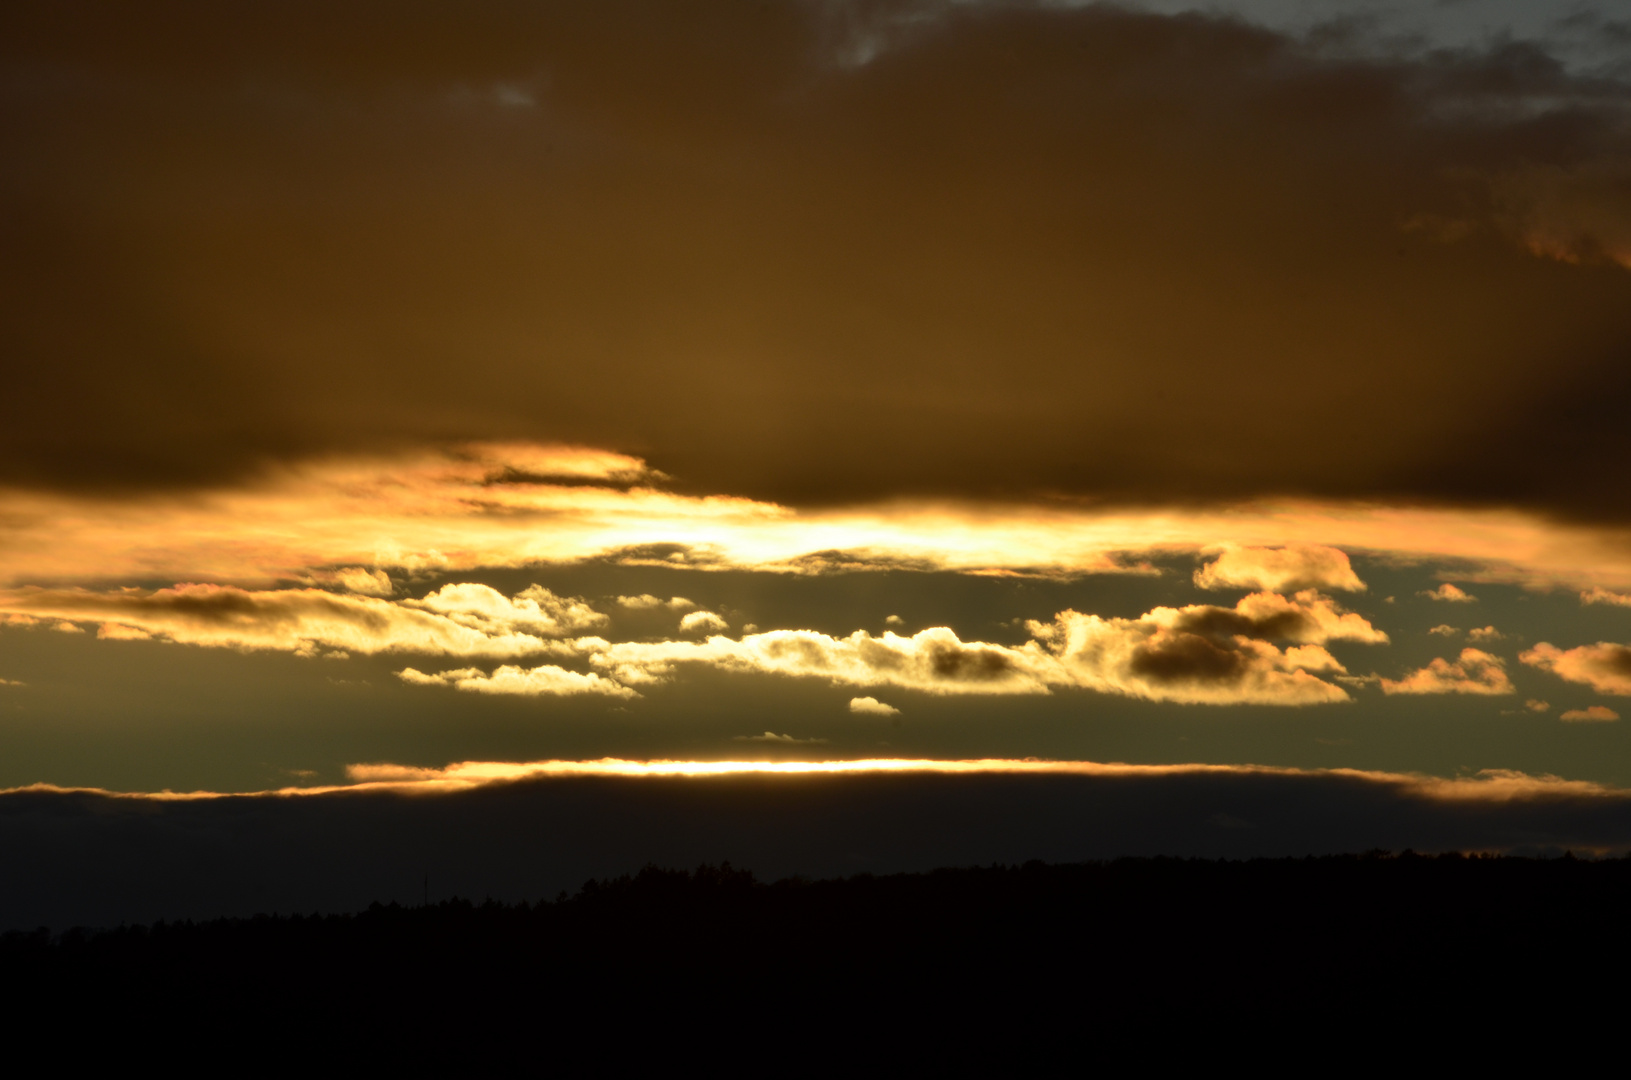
(1429, 625, 1460, 637)
(1560, 706, 1619, 723)
(594, 626, 1052, 697)
(1381, 649, 1513, 696)
(1468, 626, 1506, 642)
(733, 732, 828, 744)
(1582, 588, 1631, 607)
(405, 583, 607, 637)
(1025, 591, 1378, 707)
(1421, 584, 1476, 603)
(396, 665, 635, 699)
(1194, 546, 1365, 593)
(331, 568, 393, 597)
(0, 584, 577, 658)
(1526, 699, 1551, 713)
(1521, 643, 1631, 696)
(559, 590, 1382, 706)
(849, 697, 900, 717)
(885, 615, 904, 627)
(678, 611, 729, 634)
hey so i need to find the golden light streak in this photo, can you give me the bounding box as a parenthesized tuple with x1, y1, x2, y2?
(4, 758, 1620, 803)
(1, 443, 1629, 590)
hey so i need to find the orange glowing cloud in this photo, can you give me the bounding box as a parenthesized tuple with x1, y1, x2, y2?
(7, 758, 1624, 812)
(1559, 706, 1619, 723)
(398, 664, 637, 699)
(400, 589, 1385, 707)
(0, 583, 600, 658)
(317, 758, 1631, 804)
(1521, 643, 1631, 696)
(1193, 545, 1365, 593)
(1381, 649, 1514, 696)
(2, 443, 1631, 593)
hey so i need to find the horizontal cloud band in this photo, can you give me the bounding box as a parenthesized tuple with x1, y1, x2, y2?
(4, 445, 1631, 593)
(399, 589, 1386, 706)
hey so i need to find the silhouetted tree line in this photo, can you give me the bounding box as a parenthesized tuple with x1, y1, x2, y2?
(5, 852, 1626, 1057)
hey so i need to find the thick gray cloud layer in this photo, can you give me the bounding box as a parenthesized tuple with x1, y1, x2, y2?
(5, 767, 1629, 929)
(3, 2, 1631, 516)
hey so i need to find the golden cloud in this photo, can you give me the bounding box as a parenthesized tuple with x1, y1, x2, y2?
(3, 444, 1631, 592)
(400, 589, 1384, 707)
(0, 583, 593, 658)
(678, 611, 730, 635)
(1559, 705, 1619, 723)
(1381, 649, 1514, 696)
(312, 758, 1631, 804)
(1194, 545, 1365, 593)
(1421, 583, 1477, 603)
(397, 664, 636, 699)
(1521, 642, 1631, 696)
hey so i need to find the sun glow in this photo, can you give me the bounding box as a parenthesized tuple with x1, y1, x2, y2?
(9, 757, 1617, 804)
(3, 443, 1631, 592)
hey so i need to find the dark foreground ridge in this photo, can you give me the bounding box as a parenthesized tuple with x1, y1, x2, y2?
(6, 853, 1629, 1055)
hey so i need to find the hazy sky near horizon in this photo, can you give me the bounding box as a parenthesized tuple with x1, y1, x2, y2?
(4, 0, 1631, 803)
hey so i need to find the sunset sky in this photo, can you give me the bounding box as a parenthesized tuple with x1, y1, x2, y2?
(4, 2, 1631, 881)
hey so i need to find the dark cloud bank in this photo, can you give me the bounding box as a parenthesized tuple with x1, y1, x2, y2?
(7, 769, 1631, 930)
(4, 1, 1631, 515)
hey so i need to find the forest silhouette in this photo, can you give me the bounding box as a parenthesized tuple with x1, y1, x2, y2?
(5, 852, 1626, 1057)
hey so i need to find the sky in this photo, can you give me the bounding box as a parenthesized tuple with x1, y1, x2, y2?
(4, 2, 1631, 900)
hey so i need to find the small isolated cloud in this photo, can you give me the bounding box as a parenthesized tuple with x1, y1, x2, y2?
(616, 595, 696, 611)
(849, 696, 900, 717)
(1381, 649, 1513, 696)
(1526, 699, 1551, 712)
(1468, 626, 1506, 642)
(1420, 583, 1476, 603)
(1560, 705, 1620, 723)
(679, 610, 729, 634)
(1429, 624, 1460, 637)
(1582, 587, 1631, 608)
(733, 731, 828, 744)
(1521, 642, 1631, 696)
(1194, 545, 1365, 593)
(396, 664, 637, 699)
(0, 677, 23, 687)
(52, 621, 84, 633)
(885, 615, 904, 627)
(96, 623, 153, 641)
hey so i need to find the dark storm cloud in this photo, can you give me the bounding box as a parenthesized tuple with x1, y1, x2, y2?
(4, 2, 1631, 515)
(5, 767, 1631, 929)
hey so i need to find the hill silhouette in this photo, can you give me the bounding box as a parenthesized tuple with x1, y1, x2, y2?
(4, 852, 1626, 1059)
